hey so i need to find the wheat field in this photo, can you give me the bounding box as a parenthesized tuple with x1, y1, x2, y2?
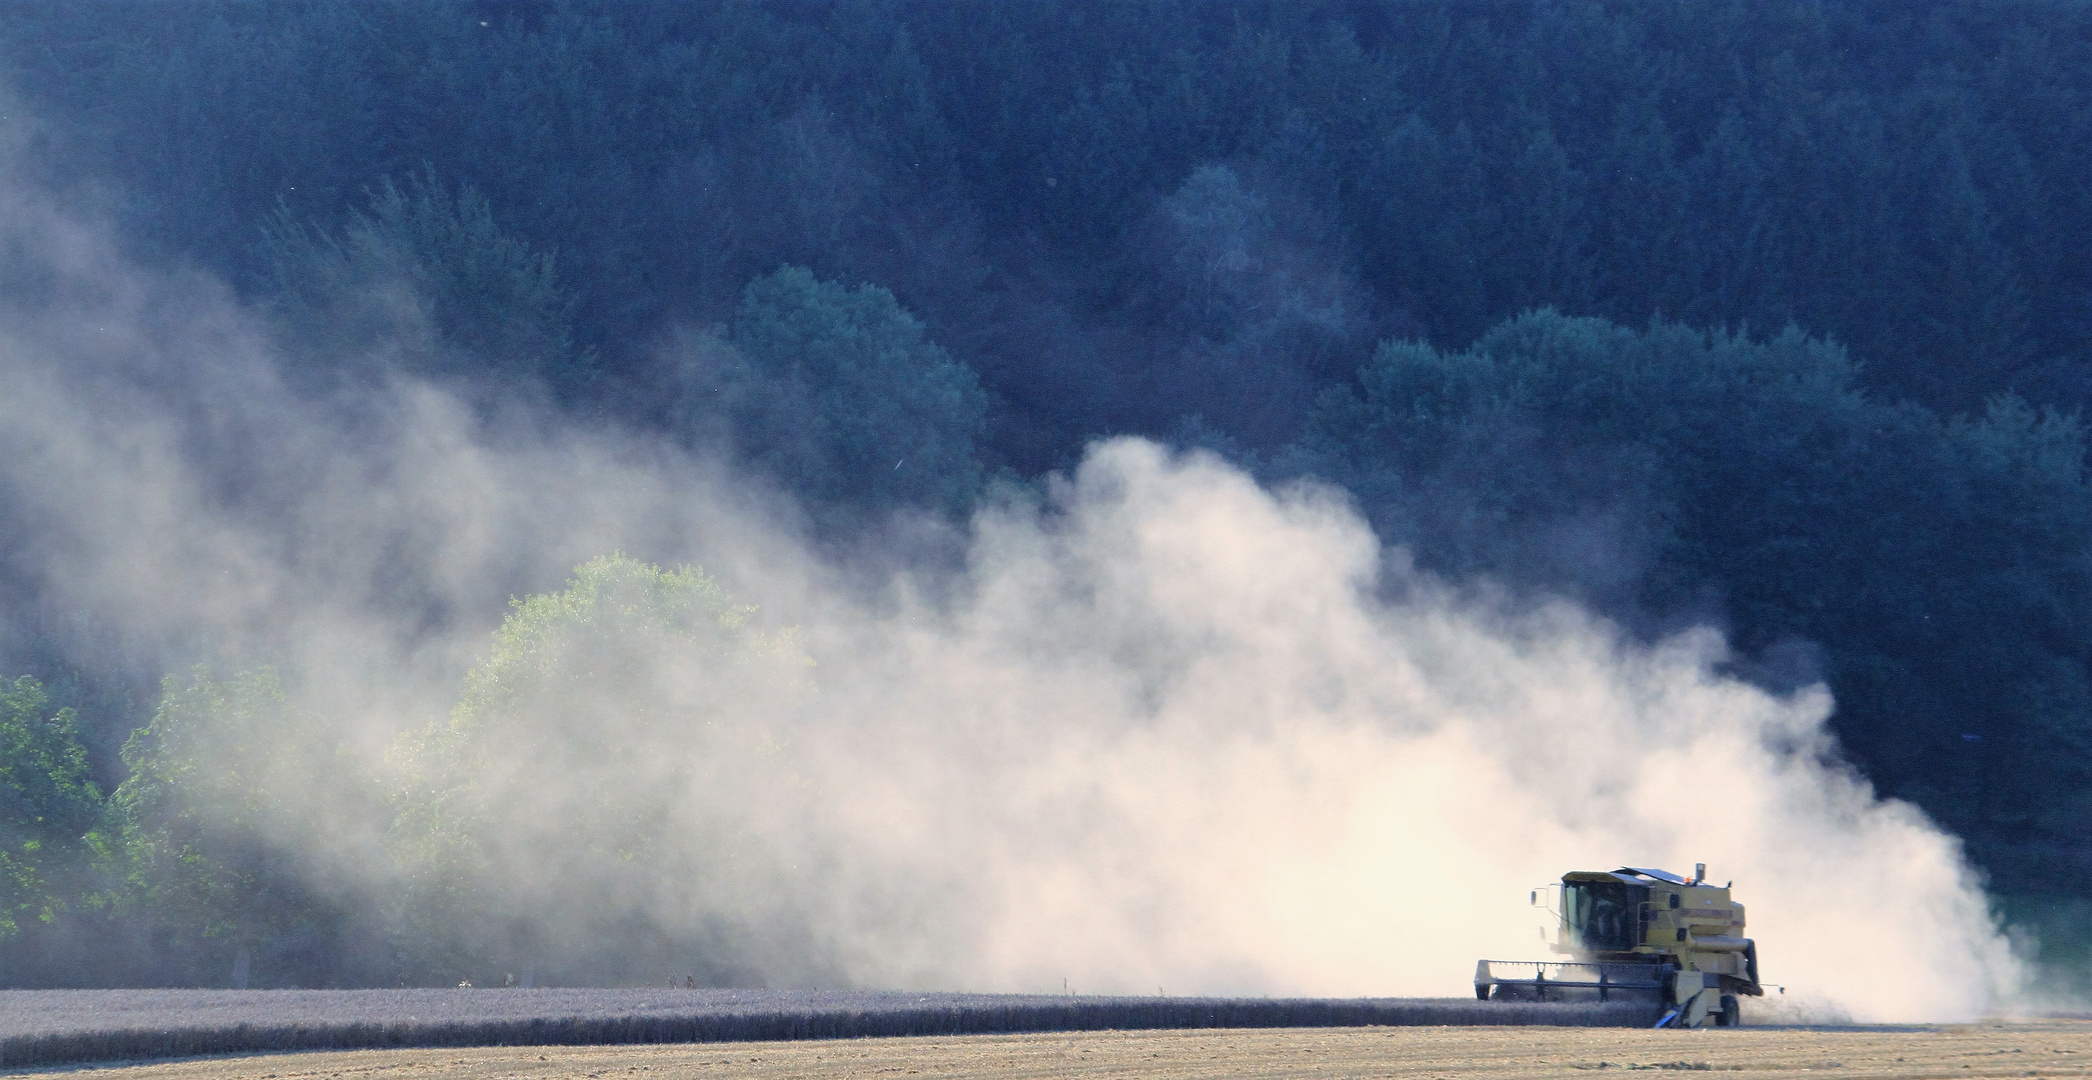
(7, 1019, 2087, 1080)
(0, 992, 1646, 1070)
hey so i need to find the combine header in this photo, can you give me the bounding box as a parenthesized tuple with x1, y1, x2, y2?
(1475, 864, 1763, 1028)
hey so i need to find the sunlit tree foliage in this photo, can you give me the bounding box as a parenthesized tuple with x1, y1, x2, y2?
(0, 677, 101, 937)
(388, 554, 811, 986)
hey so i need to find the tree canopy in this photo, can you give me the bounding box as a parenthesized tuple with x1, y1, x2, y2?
(388, 554, 810, 987)
(679, 267, 989, 521)
(1293, 312, 2092, 886)
(0, 677, 100, 938)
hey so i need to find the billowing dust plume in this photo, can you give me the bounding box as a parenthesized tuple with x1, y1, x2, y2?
(0, 158, 2021, 1021)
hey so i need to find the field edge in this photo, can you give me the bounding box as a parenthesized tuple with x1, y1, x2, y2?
(0, 997, 1656, 1069)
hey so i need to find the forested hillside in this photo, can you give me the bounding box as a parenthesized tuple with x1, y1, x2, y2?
(1, 0, 2088, 990)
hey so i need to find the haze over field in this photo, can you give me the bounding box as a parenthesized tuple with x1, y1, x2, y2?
(0, 156, 2025, 1020)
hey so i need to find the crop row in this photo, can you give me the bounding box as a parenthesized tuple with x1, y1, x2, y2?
(0, 992, 1654, 1068)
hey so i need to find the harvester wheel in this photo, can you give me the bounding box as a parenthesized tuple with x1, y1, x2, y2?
(1476, 984, 1491, 1000)
(1717, 994, 1740, 1027)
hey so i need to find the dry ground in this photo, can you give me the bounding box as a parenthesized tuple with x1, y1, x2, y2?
(8, 1020, 2088, 1080)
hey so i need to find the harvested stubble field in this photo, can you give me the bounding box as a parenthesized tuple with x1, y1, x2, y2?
(6, 1019, 2089, 1080)
(0, 991, 1649, 1069)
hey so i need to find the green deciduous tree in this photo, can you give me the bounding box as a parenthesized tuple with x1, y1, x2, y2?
(683, 266, 988, 523)
(107, 668, 372, 987)
(388, 554, 812, 986)
(0, 677, 103, 937)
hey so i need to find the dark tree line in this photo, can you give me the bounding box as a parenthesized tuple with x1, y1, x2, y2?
(13, 1, 2091, 442)
(2, 0, 2091, 984)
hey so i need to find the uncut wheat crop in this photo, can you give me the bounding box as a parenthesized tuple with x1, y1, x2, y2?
(0, 989, 1650, 1068)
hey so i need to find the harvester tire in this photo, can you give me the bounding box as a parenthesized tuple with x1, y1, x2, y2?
(1476, 984, 1491, 1000)
(1717, 994, 1740, 1027)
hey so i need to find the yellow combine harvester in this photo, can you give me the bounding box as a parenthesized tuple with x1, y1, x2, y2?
(1474, 864, 1764, 1028)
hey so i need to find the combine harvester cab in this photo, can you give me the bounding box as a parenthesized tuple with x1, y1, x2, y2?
(1475, 864, 1763, 1028)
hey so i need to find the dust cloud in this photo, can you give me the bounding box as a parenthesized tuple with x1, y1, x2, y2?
(0, 161, 2022, 1021)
